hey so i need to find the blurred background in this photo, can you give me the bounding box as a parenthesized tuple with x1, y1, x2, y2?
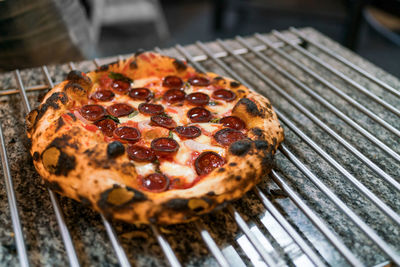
(1, 0, 399, 76)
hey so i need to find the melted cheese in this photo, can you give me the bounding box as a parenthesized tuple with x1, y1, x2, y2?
(119, 113, 149, 123)
(134, 162, 155, 176)
(160, 161, 196, 183)
(196, 123, 220, 133)
(184, 140, 225, 156)
(208, 102, 234, 115)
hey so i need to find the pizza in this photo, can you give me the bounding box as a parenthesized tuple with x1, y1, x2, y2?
(25, 52, 284, 224)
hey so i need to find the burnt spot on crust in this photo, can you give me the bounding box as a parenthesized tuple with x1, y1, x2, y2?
(98, 185, 147, 212)
(36, 92, 69, 124)
(49, 134, 78, 150)
(251, 127, 264, 139)
(254, 140, 270, 150)
(236, 98, 262, 117)
(230, 81, 241, 88)
(235, 175, 242, 181)
(25, 109, 38, 131)
(78, 195, 92, 207)
(229, 140, 252, 156)
(173, 58, 187, 72)
(206, 191, 216, 196)
(55, 117, 65, 132)
(213, 76, 224, 81)
(64, 82, 87, 99)
(229, 162, 237, 166)
(217, 167, 225, 173)
(66, 70, 92, 86)
(135, 49, 145, 57)
(41, 146, 76, 176)
(163, 198, 189, 211)
(33, 151, 40, 161)
(188, 198, 212, 213)
(129, 60, 138, 69)
(44, 180, 64, 193)
(120, 162, 135, 175)
(107, 141, 125, 158)
(95, 64, 110, 72)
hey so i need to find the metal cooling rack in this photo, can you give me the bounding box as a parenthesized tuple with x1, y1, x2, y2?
(0, 28, 399, 267)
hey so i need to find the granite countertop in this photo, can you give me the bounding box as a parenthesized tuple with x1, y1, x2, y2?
(0, 28, 399, 266)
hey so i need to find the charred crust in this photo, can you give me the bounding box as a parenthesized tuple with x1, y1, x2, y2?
(173, 58, 187, 72)
(236, 98, 262, 117)
(235, 175, 242, 181)
(229, 140, 252, 156)
(36, 92, 69, 123)
(107, 141, 125, 158)
(217, 167, 225, 172)
(56, 151, 76, 176)
(49, 134, 78, 150)
(251, 127, 264, 139)
(230, 81, 240, 88)
(135, 49, 145, 57)
(44, 180, 64, 193)
(33, 151, 40, 161)
(64, 82, 87, 98)
(163, 198, 189, 211)
(98, 184, 147, 211)
(213, 76, 224, 81)
(95, 64, 110, 72)
(206, 191, 216, 196)
(254, 140, 270, 150)
(129, 60, 138, 69)
(120, 162, 135, 175)
(26, 109, 38, 131)
(66, 70, 92, 86)
(78, 195, 92, 207)
(55, 117, 65, 132)
(229, 162, 237, 166)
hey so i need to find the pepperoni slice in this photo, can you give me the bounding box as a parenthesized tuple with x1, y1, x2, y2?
(187, 107, 212, 123)
(151, 137, 179, 156)
(163, 89, 186, 103)
(91, 90, 115, 102)
(214, 128, 247, 146)
(113, 126, 141, 143)
(175, 126, 201, 139)
(150, 115, 177, 129)
(129, 88, 152, 101)
(212, 89, 236, 102)
(94, 118, 117, 137)
(127, 145, 156, 162)
(138, 103, 164, 115)
(188, 76, 210, 86)
(142, 173, 169, 192)
(112, 80, 131, 93)
(79, 105, 105, 121)
(220, 116, 245, 130)
(163, 75, 183, 88)
(186, 92, 210, 106)
(195, 151, 225, 176)
(107, 103, 135, 117)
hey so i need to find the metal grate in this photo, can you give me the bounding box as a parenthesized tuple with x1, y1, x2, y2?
(0, 28, 399, 267)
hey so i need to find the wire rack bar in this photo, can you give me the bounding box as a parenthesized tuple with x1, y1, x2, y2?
(289, 27, 400, 99)
(249, 34, 400, 138)
(14, 70, 80, 267)
(69, 61, 132, 267)
(279, 145, 400, 264)
(215, 38, 400, 190)
(272, 30, 400, 117)
(194, 221, 230, 267)
(227, 205, 277, 266)
(0, 123, 29, 267)
(150, 224, 182, 267)
(254, 187, 327, 267)
(270, 170, 363, 266)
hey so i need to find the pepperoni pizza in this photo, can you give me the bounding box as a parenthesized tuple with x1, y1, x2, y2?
(26, 52, 284, 224)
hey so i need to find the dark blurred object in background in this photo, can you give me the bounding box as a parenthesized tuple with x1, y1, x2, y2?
(0, 0, 94, 71)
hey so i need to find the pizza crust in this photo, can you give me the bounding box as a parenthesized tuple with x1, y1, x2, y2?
(26, 53, 284, 224)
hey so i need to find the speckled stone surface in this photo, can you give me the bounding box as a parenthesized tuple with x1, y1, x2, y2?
(0, 28, 399, 266)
